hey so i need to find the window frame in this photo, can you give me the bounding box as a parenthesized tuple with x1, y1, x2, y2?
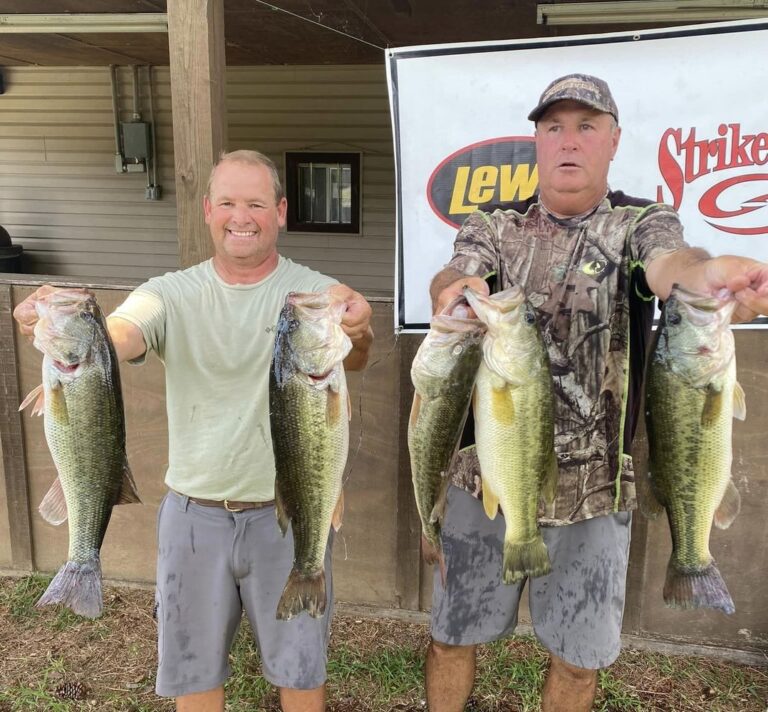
(284, 151, 362, 235)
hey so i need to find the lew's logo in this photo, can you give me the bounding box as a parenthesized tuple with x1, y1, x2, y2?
(428, 137, 538, 228)
(657, 123, 768, 236)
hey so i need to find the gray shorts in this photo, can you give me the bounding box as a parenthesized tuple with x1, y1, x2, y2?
(154, 490, 333, 698)
(431, 485, 631, 669)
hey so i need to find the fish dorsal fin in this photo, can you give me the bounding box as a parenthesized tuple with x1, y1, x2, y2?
(713, 480, 741, 530)
(429, 475, 450, 525)
(636, 468, 664, 519)
(541, 451, 559, 505)
(732, 381, 746, 421)
(274, 486, 290, 536)
(701, 385, 723, 427)
(481, 481, 500, 520)
(19, 383, 45, 415)
(38, 477, 68, 525)
(116, 462, 142, 505)
(331, 490, 345, 532)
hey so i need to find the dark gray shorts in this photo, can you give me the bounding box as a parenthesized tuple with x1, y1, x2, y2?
(155, 490, 333, 698)
(431, 485, 632, 669)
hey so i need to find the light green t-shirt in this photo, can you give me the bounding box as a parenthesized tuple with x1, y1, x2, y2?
(111, 257, 337, 501)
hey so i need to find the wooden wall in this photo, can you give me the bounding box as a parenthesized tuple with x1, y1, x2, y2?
(2, 278, 767, 655)
(0, 65, 395, 293)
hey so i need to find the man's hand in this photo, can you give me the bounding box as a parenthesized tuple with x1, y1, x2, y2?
(13, 284, 92, 340)
(430, 269, 489, 316)
(647, 250, 768, 323)
(327, 284, 374, 371)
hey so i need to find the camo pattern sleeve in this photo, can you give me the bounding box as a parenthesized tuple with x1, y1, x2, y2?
(444, 210, 500, 278)
(630, 203, 688, 270)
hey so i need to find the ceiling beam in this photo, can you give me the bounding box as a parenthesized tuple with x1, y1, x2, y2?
(0, 13, 168, 33)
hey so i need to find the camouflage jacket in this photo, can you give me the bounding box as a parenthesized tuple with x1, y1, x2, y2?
(447, 191, 686, 525)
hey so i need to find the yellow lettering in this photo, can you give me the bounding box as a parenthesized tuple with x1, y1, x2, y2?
(468, 165, 498, 204)
(500, 164, 539, 201)
(448, 166, 476, 215)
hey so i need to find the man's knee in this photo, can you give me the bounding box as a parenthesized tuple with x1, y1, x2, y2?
(549, 654, 598, 684)
(429, 639, 476, 662)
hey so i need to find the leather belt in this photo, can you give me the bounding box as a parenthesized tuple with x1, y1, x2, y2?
(175, 491, 275, 513)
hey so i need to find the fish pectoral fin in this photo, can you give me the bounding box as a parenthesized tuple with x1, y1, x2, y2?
(541, 451, 559, 505)
(714, 479, 741, 530)
(331, 490, 345, 532)
(19, 383, 45, 415)
(346, 390, 352, 422)
(38, 477, 68, 525)
(116, 462, 142, 505)
(701, 386, 723, 427)
(481, 482, 500, 520)
(325, 388, 343, 427)
(732, 381, 747, 421)
(408, 394, 423, 430)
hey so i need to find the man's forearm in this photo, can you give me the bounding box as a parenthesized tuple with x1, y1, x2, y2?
(646, 247, 711, 301)
(343, 326, 373, 371)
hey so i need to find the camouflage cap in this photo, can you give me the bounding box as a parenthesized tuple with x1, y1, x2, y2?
(528, 73, 619, 123)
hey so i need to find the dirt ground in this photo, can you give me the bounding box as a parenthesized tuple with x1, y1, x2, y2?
(0, 576, 766, 711)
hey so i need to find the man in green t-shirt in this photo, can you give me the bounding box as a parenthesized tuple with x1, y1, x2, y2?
(16, 150, 373, 712)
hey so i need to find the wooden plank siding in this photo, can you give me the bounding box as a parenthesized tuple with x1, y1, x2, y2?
(0, 65, 397, 293)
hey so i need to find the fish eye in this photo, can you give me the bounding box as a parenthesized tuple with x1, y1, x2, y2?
(667, 312, 682, 326)
(523, 310, 536, 325)
(80, 310, 94, 321)
(452, 344, 463, 356)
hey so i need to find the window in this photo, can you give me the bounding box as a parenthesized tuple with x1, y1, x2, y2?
(285, 152, 361, 234)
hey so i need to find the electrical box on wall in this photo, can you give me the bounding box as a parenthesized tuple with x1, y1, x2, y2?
(120, 121, 152, 172)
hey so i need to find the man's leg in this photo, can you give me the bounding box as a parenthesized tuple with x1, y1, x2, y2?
(541, 654, 597, 712)
(425, 640, 476, 712)
(530, 512, 633, 712)
(428, 483, 524, 712)
(176, 687, 225, 711)
(279, 685, 326, 712)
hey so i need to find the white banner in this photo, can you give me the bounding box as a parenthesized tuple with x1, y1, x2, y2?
(386, 20, 768, 330)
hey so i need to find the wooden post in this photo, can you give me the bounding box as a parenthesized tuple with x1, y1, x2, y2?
(167, 0, 227, 268)
(0, 285, 33, 570)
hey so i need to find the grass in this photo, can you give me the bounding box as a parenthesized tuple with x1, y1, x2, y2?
(0, 575, 766, 711)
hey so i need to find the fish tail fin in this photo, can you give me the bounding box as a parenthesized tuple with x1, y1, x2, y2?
(36, 558, 103, 619)
(663, 559, 735, 614)
(276, 569, 326, 621)
(502, 534, 551, 585)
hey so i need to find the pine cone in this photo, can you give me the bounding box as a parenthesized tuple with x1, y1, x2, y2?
(54, 680, 88, 700)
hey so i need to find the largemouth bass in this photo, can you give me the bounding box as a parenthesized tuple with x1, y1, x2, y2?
(269, 291, 351, 620)
(408, 295, 485, 571)
(645, 284, 744, 614)
(465, 286, 558, 584)
(19, 288, 140, 618)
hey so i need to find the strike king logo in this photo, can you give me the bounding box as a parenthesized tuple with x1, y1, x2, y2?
(428, 137, 537, 228)
(657, 123, 768, 236)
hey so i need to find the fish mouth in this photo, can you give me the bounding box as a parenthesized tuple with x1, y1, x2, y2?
(53, 360, 80, 374)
